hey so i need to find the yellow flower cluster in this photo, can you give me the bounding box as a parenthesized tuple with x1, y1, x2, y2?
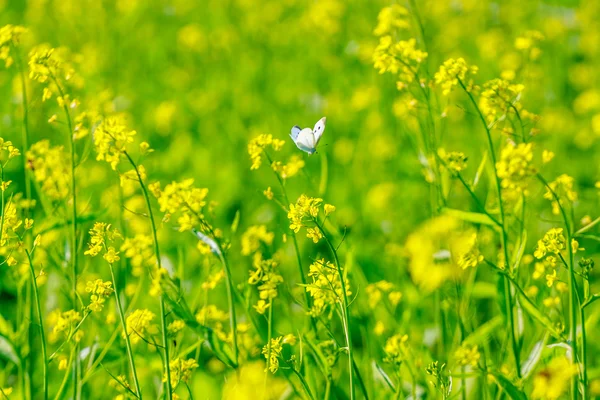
(124, 309, 158, 344)
(479, 79, 525, 124)
(0, 25, 26, 68)
(534, 228, 565, 259)
(454, 232, 484, 270)
(84, 222, 122, 263)
(164, 358, 199, 389)
(287, 195, 334, 242)
(52, 309, 83, 341)
(434, 58, 478, 96)
(262, 335, 295, 374)
(86, 279, 114, 312)
(120, 234, 156, 275)
(438, 148, 468, 173)
(373, 37, 427, 89)
(515, 30, 545, 61)
(496, 142, 536, 198)
(270, 155, 305, 180)
(0, 202, 21, 248)
(373, 5, 410, 37)
(454, 343, 481, 367)
(26, 140, 70, 200)
(383, 333, 408, 366)
(531, 357, 578, 400)
(543, 174, 577, 215)
(365, 281, 402, 309)
(248, 254, 283, 314)
(195, 305, 229, 342)
(151, 179, 210, 232)
(306, 259, 351, 317)
(241, 225, 274, 256)
(404, 216, 463, 292)
(0, 138, 20, 161)
(28, 45, 79, 105)
(93, 117, 137, 170)
(248, 133, 285, 170)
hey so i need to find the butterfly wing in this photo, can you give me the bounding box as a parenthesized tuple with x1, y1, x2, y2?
(290, 125, 301, 140)
(312, 117, 326, 145)
(293, 128, 316, 154)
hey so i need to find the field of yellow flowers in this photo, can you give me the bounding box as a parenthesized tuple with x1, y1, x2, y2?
(1, 0, 600, 399)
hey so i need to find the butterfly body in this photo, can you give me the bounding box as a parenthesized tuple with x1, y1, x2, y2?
(290, 117, 326, 155)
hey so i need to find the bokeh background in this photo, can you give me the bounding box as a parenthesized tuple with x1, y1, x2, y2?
(2, 0, 600, 398)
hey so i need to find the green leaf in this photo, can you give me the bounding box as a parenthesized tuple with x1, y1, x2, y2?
(517, 292, 562, 338)
(442, 208, 496, 226)
(0, 334, 20, 366)
(472, 151, 488, 189)
(463, 316, 503, 346)
(231, 210, 240, 233)
(521, 334, 549, 379)
(491, 373, 527, 400)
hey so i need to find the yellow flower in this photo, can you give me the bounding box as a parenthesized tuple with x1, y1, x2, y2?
(58, 358, 68, 371)
(248, 133, 285, 170)
(263, 187, 274, 200)
(383, 334, 409, 366)
(454, 343, 481, 367)
(324, 204, 336, 216)
(306, 259, 351, 317)
(103, 247, 120, 263)
(262, 336, 289, 374)
(93, 117, 137, 170)
(545, 270, 559, 287)
(167, 320, 186, 334)
(0, 25, 27, 68)
(534, 228, 566, 259)
(496, 142, 536, 198)
(531, 357, 578, 400)
(439, 148, 468, 173)
(479, 79, 526, 124)
(373, 5, 410, 37)
(271, 155, 305, 179)
(164, 358, 199, 389)
(124, 309, 158, 344)
(26, 140, 70, 200)
(434, 58, 478, 96)
(543, 174, 577, 215)
(542, 150, 555, 163)
(373, 37, 427, 89)
(306, 227, 323, 243)
(241, 225, 274, 256)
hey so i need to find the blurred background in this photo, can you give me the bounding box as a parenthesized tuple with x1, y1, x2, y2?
(2, 0, 600, 397)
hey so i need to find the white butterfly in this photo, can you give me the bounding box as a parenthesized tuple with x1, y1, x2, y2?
(290, 117, 326, 155)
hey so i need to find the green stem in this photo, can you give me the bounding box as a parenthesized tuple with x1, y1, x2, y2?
(537, 174, 579, 399)
(108, 262, 142, 398)
(25, 249, 48, 400)
(264, 299, 274, 398)
(123, 151, 173, 399)
(314, 220, 356, 400)
(217, 251, 239, 364)
(263, 152, 314, 320)
(458, 78, 521, 377)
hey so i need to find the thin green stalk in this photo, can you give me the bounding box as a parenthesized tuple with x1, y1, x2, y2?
(458, 78, 521, 378)
(53, 348, 75, 400)
(50, 74, 81, 399)
(313, 220, 356, 400)
(217, 251, 239, 364)
(123, 151, 173, 399)
(264, 299, 274, 398)
(108, 262, 142, 398)
(263, 152, 314, 318)
(25, 249, 48, 400)
(537, 174, 579, 399)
